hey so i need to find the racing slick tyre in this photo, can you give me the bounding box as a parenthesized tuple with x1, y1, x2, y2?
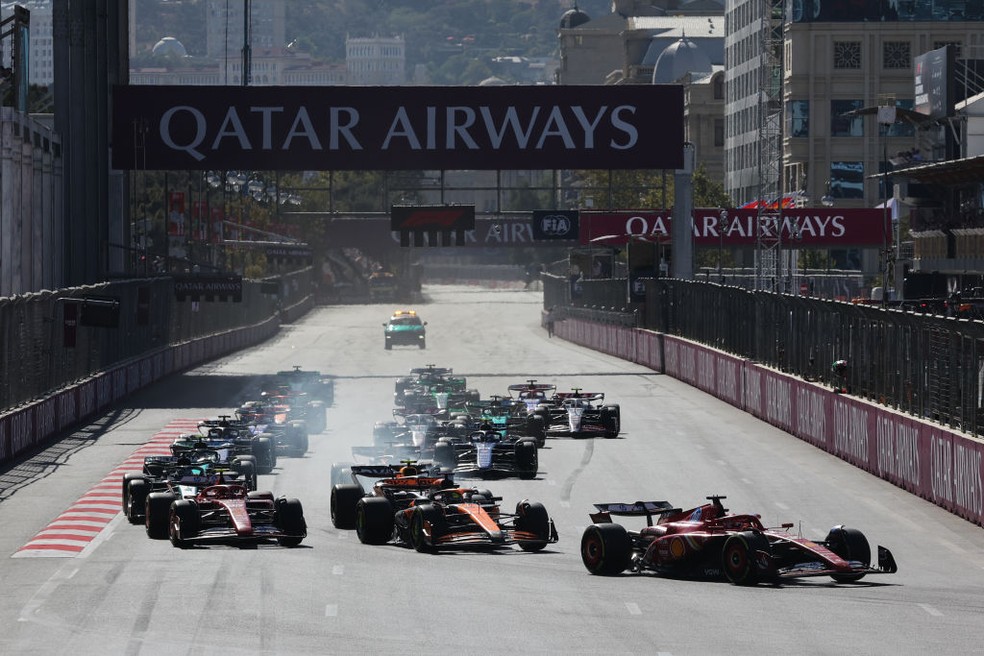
(419, 339, 426, 349)
(275, 498, 307, 547)
(409, 504, 445, 553)
(722, 531, 772, 585)
(330, 484, 363, 529)
(330, 462, 354, 488)
(825, 526, 871, 583)
(233, 458, 258, 491)
(124, 476, 150, 523)
(601, 405, 620, 438)
(307, 401, 327, 434)
(252, 436, 277, 474)
(515, 440, 538, 480)
(433, 441, 455, 471)
(515, 501, 551, 552)
(526, 415, 546, 448)
(146, 492, 177, 539)
(581, 523, 632, 575)
(169, 499, 200, 548)
(384, 340, 392, 350)
(288, 422, 309, 458)
(356, 497, 394, 545)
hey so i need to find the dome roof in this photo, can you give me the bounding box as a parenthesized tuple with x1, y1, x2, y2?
(560, 6, 591, 29)
(478, 76, 508, 86)
(652, 36, 712, 84)
(152, 37, 187, 58)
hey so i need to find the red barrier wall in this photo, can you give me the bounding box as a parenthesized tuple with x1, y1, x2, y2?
(0, 314, 280, 465)
(554, 316, 984, 527)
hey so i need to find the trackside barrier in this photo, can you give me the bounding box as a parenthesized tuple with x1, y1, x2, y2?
(0, 314, 279, 466)
(551, 314, 984, 528)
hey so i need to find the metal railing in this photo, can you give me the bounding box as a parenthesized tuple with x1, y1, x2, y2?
(0, 268, 313, 413)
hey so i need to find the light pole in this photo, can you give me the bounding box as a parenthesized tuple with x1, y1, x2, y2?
(718, 209, 727, 282)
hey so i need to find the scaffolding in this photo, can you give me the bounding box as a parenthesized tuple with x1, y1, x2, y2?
(754, 0, 787, 291)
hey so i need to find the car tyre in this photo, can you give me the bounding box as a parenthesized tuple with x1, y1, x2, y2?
(356, 497, 394, 545)
(515, 500, 550, 552)
(581, 523, 631, 575)
(825, 525, 870, 583)
(330, 484, 363, 529)
(276, 498, 307, 547)
(409, 504, 443, 553)
(722, 531, 771, 585)
(145, 492, 176, 539)
(515, 440, 538, 480)
(126, 478, 150, 523)
(169, 499, 200, 548)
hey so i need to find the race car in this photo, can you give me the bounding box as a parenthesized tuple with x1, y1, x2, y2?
(580, 495, 898, 584)
(234, 399, 311, 456)
(531, 389, 620, 439)
(122, 450, 257, 523)
(272, 365, 335, 406)
(146, 482, 307, 548)
(330, 462, 450, 530)
(383, 309, 426, 350)
(170, 420, 277, 475)
(255, 377, 328, 434)
(336, 464, 557, 552)
(467, 394, 549, 447)
(432, 430, 538, 480)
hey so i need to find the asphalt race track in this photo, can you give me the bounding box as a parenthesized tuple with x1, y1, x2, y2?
(1, 285, 983, 655)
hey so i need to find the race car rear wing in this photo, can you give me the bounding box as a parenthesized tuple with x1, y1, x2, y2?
(590, 501, 680, 527)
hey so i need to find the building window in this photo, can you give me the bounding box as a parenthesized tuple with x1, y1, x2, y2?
(787, 100, 809, 137)
(830, 161, 864, 199)
(713, 74, 724, 100)
(883, 41, 910, 69)
(834, 41, 861, 69)
(831, 99, 863, 136)
(714, 119, 724, 147)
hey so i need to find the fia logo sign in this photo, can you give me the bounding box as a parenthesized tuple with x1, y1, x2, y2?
(540, 214, 572, 236)
(532, 210, 578, 240)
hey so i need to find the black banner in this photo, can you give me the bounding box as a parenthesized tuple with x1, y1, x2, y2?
(112, 85, 685, 171)
(390, 205, 475, 231)
(531, 210, 579, 240)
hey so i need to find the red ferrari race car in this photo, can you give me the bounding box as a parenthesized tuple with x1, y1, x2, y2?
(580, 495, 898, 585)
(146, 483, 307, 549)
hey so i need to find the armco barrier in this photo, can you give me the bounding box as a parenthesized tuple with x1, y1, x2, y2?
(553, 314, 984, 528)
(0, 312, 280, 467)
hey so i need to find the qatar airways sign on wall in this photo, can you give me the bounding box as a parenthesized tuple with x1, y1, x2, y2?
(580, 208, 891, 247)
(111, 85, 684, 171)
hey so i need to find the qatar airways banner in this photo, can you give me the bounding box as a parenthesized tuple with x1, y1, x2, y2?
(111, 85, 684, 171)
(580, 208, 891, 247)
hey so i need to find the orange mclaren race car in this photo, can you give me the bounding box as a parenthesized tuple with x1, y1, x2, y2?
(331, 463, 558, 552)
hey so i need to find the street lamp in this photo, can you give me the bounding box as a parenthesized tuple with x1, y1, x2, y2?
(718, 209, 727, 282)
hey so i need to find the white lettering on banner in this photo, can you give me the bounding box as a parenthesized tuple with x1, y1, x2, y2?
(377, 105, 638, 153)
(745, 368, 762, 414)
(930, 433, 953, 504)
(624, 215, 669, 239)
(875, 416, 920, 486)
(833, 399, 868, 463)
(954, 443, 984, 516)
(688, 213, 848, 239)
(717, 359, 738, 403)
(765, 376, 791, 427)
(697, 351, 715, 391)
(11, 410, 31, 454)
(795, 387, 826, 447)
(37, 399, 56, 441)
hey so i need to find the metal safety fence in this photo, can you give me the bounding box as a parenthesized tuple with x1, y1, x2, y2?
(0, 268, 313, 413)
(644, 279, 984, 437)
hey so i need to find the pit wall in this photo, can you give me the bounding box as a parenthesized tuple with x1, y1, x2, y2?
(552, 315, 984, 528)
(0, 292, 314, 467)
